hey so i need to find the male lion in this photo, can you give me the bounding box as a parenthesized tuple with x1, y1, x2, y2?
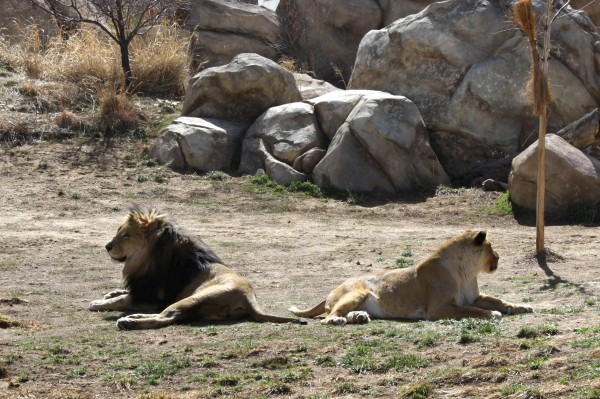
(89, 206, 302, 329)
(290, 230, 533, 325)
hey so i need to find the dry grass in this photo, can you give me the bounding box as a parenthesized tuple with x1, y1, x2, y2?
(0, 23, 191, 98)
(278, 56, 298, 72)
(54, 109, 85, 130)
(99, 88, 142, 134)
(131, 24, 192, 97)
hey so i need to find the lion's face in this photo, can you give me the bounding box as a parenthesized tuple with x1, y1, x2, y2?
(473, 231, 499, 274)
(105, 207, 167, 264)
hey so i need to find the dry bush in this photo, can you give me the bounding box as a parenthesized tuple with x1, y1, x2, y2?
(2, 23, 190, 98)
(43, 28, 119, 90)
(278, 56, 298, 72)
(0, 24, 46, 78)
(131, 24, 192, 97)
(99, 89, 141, 134)
(17, 80, 82, 113)
(54, 110, 85, 131)
(0, 120, 31, 146)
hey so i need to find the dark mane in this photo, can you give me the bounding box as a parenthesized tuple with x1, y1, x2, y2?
(125, 216, 224, 309)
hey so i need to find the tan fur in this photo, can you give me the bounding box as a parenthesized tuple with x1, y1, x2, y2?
(290, 230, 533, 325)
(89, 206, 302, 329)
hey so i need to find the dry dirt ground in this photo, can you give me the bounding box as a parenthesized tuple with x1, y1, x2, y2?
(0, 137, 598, 399)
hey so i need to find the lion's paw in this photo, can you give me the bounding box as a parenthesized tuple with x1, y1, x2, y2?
(89, 299, 108, 311)
(322, 316, 347, 326)
(104, 289, 128, 299)
(346, 311, 371, 324)
(490, 310, 503, 319)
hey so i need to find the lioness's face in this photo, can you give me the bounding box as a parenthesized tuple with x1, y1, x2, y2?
(482, 242, 499, 273)
(105, 220, 145, 263)
(475, 233, 499, 274)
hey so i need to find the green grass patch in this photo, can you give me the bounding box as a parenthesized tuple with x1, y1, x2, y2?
(402, 382, 432, 398)
(500, 383, 526, 396)
(339, 343, 376, 374)
(393, 257, 415, 268)
(517, 324, 559, 339)
(206, 170, 229, 181)
(288, 180, 322, 197)
(491, 191, 513, 215)
(249, 174, 323, 198)
(382, 353, 429, 371)
(135, 356, 192, 385)
(435, 185, 460, 196)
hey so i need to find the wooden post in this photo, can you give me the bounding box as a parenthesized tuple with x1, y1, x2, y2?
(536, 0, 554, 254)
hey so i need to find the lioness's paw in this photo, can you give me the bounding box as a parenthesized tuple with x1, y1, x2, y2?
(346, 311, 371, 324)
(322, 316, 347, 326)
(490, 310, 503, 319)
(116, 317, 137, 330)
(520, 305, 534, 314)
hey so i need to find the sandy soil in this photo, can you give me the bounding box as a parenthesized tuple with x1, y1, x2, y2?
(0, 139, 599, 399)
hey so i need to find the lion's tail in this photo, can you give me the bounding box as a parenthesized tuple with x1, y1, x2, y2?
(288, 300, 326, 318)
(247, 296, 306, 324)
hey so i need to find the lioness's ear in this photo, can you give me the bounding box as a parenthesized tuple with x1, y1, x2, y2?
(474, 231, 487, 246)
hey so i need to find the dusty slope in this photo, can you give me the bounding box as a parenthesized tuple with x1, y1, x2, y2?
(0, 139, 598, 399)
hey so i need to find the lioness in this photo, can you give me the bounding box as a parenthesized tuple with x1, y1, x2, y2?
(290, 230, 533, 325)
(89, 206, 302, 329)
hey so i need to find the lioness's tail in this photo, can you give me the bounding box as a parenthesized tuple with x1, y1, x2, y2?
(247, 297, 306, 324)
(288, 300, 326, 318)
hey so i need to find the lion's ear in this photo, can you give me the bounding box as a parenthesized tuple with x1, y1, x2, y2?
(474, 231, 487, 246)
(130, 209, 166, 235)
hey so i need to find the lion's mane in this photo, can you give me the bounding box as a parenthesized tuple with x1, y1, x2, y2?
(123, 205, 223, 308)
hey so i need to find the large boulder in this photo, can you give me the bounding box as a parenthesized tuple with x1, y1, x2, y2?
(239, 102, 326, 174)
(570, 0, 600, 26)
(377, 0, 439, 25)
(183, 0, 281, 68)
(508, 134, 600, 211)
(555, 108, 599, 150)
(181, 53, 302, 123)
(293, 73, 342, 100)
(149, 117, 247, 172)
(312, 92, 450, 194)
(277, 0, 382, 84)
(349, 0, 599, 181)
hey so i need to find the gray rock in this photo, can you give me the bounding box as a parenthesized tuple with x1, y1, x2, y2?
(184, 0, 281, 67)
(377, 0, 438, 25)
(349, 0, 600, 178)
(570, 0, 600, 26)
(150, 117, 246, 172)
(292, 147, 326, 174)
(277, 0, 382, 83)
(307, 90, 381, 140)
(181, 53, 302, 123)
(242, 101, 326, 167)
(555, 108, 599, 150)
(193, 31, 278, 69)
(293, 73, 342, 100)
(508, 134, 600, 211)
(313, 92, 450, 194)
